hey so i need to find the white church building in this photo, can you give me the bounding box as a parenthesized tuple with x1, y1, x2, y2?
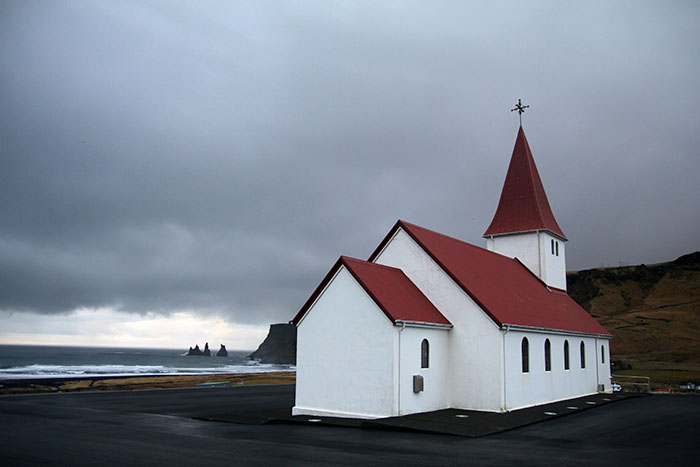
(292, 126, 612, 419)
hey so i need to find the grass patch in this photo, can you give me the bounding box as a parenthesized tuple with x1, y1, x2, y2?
(613, 361, 700, 390)
(0, 372, 296, 395)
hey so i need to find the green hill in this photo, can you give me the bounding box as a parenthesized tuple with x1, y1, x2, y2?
(567, 252, 700, 388)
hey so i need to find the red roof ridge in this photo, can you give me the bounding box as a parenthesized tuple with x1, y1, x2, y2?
(484, 126, 567, 240)
(369, 220, 610, 337)
(369, 220, 508, 325)
(371, 219, 508, 263)
(340, 255, 400, 272)
(387, 221, 508, 325)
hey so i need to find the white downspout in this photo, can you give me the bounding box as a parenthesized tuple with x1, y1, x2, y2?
(398, 322, 406, 416)
(502, 325, 509, 412)
(595, 338, 600, 391)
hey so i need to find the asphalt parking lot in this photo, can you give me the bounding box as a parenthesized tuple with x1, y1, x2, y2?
(2, 385, 699, 466)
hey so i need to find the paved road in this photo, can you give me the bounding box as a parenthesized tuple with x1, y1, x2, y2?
(1, 385, 699, 466)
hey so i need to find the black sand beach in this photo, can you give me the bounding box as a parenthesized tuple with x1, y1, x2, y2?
(2, 384, 699, 466)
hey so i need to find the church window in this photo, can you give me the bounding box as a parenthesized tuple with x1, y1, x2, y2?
(601, 345, 605, 364)
(544, 339, 551, 371)
(551, 239, 555, 254)
(556, 241, 559, 256)
(564, 340, 570, 370)
(521, 337, 529, 373)
(580, 341, 586, 369)
(421, 339, 429, 369)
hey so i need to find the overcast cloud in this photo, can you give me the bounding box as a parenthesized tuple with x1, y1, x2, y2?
(1, 1, 699, 333)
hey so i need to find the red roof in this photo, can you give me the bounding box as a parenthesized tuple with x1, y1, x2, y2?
(370, 221, 610, 336)
(292, 256, 451, 327)
(484, 126, 567, 240)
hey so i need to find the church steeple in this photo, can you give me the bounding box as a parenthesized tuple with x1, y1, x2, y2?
(484, 126, 566, 240)
(484, 125, 568, 291)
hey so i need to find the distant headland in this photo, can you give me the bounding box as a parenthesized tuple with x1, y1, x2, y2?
(248, 323, 296, 364)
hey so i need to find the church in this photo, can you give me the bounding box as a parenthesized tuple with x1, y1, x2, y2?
(291, 123, 612, 419)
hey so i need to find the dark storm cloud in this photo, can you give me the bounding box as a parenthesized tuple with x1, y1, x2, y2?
(1, 1, 699, 324)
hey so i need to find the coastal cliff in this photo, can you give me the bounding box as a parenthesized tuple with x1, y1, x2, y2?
(248, 323, 296, 364)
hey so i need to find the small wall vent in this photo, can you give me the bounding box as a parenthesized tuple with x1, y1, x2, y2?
(413, 375, 424, 393)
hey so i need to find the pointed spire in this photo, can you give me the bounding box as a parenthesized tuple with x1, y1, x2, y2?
(484, 126, 566, 239)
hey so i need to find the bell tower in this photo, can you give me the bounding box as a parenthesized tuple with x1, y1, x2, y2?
(484, 122, 568, 290)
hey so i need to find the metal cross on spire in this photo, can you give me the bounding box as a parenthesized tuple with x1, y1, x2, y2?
(510, 99, 530, 125)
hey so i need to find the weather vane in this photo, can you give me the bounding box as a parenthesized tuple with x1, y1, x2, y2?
(511, 99, 529, 125)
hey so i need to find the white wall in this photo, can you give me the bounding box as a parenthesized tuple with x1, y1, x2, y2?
(486, 232, 541, 278)
(398, 326, 450, 415)
(374, 228, 504, 411)
(293, 266, 396, 419)
(486, 231, 567, 291)
(540, 232, 567, 290)
(504, 330, 606, 410)
(596, 338, 612, 391)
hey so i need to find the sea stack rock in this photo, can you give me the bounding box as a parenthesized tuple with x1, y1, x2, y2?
(187, 345, 203, 356)
(216, 344, 228, 357)
(203, 342, 211, 356)
(248, 323, 296, 364)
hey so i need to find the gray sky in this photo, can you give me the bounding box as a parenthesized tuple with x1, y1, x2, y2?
(1, 1, 699, 347)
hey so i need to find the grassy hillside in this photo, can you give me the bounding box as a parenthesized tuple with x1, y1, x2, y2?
(567, 252, 700, 388)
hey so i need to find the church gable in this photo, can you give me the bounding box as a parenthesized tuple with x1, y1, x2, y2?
(292, 256, 451, 418)
(293, 263, 397, 418)
(292, 256, 451, 328)
(370, 224, 496, 328)
(371, 220, 610, 337)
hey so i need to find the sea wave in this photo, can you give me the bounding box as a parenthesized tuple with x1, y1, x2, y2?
(0, 363, 295, 380)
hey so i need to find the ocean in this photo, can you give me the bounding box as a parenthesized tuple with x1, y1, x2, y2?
(0, 345, 295, 380)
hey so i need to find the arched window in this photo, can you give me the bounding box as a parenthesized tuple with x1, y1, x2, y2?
(544, 339, 551, 371)
(421, 339, 429, 369)
(564, 340, 570, 370)
(521, 337, 529, 373)
(551, 239, 555, 254)
(601, 345, 605, 364)
(580, 341, 586, 369)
